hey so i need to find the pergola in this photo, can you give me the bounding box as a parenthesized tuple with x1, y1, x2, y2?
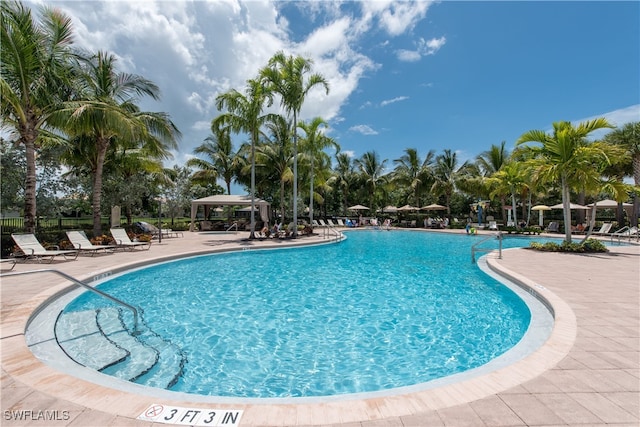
(189, 195, 270, 231)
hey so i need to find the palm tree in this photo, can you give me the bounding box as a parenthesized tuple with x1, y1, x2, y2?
(487, 162, 529, 228)
(214, 78, 274, 239)
(1, 1, 76, 232)
(354, 151, 388, 211)
(432, 149, 468, 217)
(260, 51, 329, 237)
(298, 117, 338, 224)
(187, 126, 239, 195)
(604, 121, 640, 222)
(392, 148, 435, 207)
(56, 51, 179, 236)
(333, 152, 355, 215)
(258, 114, 294, 222)
(516, 119, 618, 243)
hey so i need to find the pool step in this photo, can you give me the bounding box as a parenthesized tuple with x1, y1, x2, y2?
(55, 310, 128, 371)
(96, 308, 159, 382)
(55, 308, 186, 390)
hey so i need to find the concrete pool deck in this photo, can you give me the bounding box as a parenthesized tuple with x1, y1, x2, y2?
(1, 228, 638, 426)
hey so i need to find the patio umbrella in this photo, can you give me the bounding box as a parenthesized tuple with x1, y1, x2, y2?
(382, 205, 398, 213)
(422, 203, 446, 211)
(531, 205, 551, 227)
(348, 204, 369, 211)
(550, 203, 589, 210)
(587, 199, 632, 208)
(397, 204, 418, 211)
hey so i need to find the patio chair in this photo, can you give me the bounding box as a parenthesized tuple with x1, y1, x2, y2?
(66, 230, 116, 256)
(610, 226, 639, 242)
(336, 219, 345, 227)
(592, 222, 612, 235)
(11, 233, 78, 263)
(488, 220, 499, 231)
(110, 228, 151, 251)
(544, 221, 559, 233)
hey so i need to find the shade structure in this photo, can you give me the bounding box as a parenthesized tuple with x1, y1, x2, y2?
(587, 199, 632, 208)
(190, 194, 270, 231)
(348, 204, 369, 211)
(382, 205, 398, 213)
(422, 203, 446, 210)
(550, 203, 589, 210)
(531, 205, 551, 227)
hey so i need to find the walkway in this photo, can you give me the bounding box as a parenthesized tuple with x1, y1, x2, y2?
(1, 229, 638, 426)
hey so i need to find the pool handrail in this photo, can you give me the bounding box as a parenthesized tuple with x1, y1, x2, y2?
(471, 232, 503, 263)
(1, 269, 140, 334)
(323, 220, 343, 242)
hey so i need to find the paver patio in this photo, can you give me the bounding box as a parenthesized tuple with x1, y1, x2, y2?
(1, 229, 638, 426)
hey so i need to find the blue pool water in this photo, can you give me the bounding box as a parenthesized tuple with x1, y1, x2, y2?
(63, 231, 547, 398)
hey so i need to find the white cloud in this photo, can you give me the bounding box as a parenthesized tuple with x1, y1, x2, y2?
(576, 104, 640, 140)
(343, 150, 356, 158)
(381, 96, 409, 107)
(397, 36, 447, 62)
(349, 125, 379, 135)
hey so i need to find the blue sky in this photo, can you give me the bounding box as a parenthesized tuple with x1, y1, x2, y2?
(32, 1, 639, 183)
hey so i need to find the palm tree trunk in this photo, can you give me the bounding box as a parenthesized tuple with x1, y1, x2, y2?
(309, 156, 314, 224)
(92, 139, 109, 237)
(23, 137, 38, 233)
(561, 175, 572, 243)
(292, 111, 298, 237)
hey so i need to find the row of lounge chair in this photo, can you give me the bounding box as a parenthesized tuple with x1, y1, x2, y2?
(545, 221, 639, 240)
(9, 228, 151, 264)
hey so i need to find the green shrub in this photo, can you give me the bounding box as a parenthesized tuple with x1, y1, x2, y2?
(530, 238, 607, 253)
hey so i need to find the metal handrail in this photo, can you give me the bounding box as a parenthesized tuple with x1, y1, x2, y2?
(323, 222, 343, 242)
(1, 269, 140, 333)
(471, 232, 503, 263)
(226, 221, 238, 233)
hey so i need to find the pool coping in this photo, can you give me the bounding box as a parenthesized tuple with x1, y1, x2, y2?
(1, 230, 581, 425)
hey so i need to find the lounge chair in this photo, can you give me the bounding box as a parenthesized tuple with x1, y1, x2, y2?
(337, 219, 345, 227)
(110, 228, 151, 251)
(318, 219, 328, 227)
(66, 231, 116, 256)
(592, 223, 612, 235)
(0, 258, 16, 271)
(610, 226, 639, 242)
(11, 233, 78, 263)
(545, 221, 559, 233)
(327, 219, 337, 227)
(488, 221, 499, 231)
(312, 220, 320, 228)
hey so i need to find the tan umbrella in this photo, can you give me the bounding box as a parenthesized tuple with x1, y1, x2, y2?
(587, 199, 632, 208)
(348, 204, 369, 211)
(531, 205, 551, 227)
(422, 203, 446, 211)
(382, 205, 398, 213)
(397, 204, 418, 211)
(550, 203, 589, 210)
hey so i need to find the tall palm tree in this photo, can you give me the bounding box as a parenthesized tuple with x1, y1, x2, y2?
(432, 149, 468, 217)
(187, 126, 239, 195)
(260, 51, 329, 237)
(333, 152, 355, 215)
(354, 151, 388, 211)
(298, 117, 338, 224)
(1, 1, 76, 232)
(516, 119, 619, 243)
(392, 148, 435, 207)
(604, 121, 640, 222)
(258, 114, 294, 222)
(56, 51, 179, 236)
(214, 78, 274, 239)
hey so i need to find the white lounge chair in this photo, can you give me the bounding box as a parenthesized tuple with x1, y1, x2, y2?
(327, 219, 337, 227)
(488, 221, 499, 231)
(110, 228, 151, 250)
(336, 219, 345, 227)
(318, 219, 328, 227)
(610, 226, 639, 242)
(312, 220, 320, 227)
(11, 233, 78, 263)
(66, 230, 116, 256)
(592, 222, 612, 235)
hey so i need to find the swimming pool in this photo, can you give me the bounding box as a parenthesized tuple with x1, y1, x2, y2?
(47, 231, 552, 400)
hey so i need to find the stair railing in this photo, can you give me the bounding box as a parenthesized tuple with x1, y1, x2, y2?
(471, 232, 503, 263)
(2, 269, 140, 334)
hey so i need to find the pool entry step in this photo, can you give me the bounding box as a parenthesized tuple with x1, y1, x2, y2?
(54, 307, 187, 390)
